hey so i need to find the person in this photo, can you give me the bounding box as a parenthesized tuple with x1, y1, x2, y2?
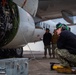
(43, 28, 52, 58)
(52, 29, 59, 58)
(55, 23, 76, 67)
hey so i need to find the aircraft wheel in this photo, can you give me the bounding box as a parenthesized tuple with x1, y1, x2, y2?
(0, 49, 4, 58)
(0, 49, 10, 58)
(15, 47, 23, 57)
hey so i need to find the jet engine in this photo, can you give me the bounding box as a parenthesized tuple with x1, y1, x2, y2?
(0, 0, 44, 58)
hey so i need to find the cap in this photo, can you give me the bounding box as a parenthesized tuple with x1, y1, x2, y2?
(56, 23, 70, 31)
(56, 23, 62, 29)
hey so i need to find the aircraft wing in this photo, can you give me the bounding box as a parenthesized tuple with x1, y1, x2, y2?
(36, 0, 76, 24)
(13, 0, 76, 24)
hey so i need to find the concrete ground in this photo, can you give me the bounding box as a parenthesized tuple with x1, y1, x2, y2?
(23, 51, 76, 75)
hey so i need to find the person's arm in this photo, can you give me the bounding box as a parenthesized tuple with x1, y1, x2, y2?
(57, 33, 66, 49)
(43, 34, 45, 43)
(50, 33, 52, 42)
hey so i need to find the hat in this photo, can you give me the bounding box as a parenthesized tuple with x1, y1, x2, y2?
(56, 23, 70, 31)
(46, 28, 49, 31)
(56, 23, 62, 29)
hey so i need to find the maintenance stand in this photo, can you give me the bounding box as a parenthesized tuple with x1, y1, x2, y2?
(0, 58, 28, 75)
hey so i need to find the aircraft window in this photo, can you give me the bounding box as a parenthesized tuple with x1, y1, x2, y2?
(35, 22, 50, 30)
(35, 22, 43, 29)
(43, 23, 50, 30)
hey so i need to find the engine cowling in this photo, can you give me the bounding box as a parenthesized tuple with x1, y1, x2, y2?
(4, 10, 35, 48)
(0, 0, 45, 58)
(0, 0, 45, 49)
(0, 0, 35, 48)
(0, 0, 19, 48)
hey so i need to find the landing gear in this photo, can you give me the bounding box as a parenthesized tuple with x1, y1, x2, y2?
(15, 47, 23, 57)
(0, 49, 11, 58)
(0, 47, 23, 58)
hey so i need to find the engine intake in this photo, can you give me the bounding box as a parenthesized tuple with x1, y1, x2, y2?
(0, 0, 19, 47)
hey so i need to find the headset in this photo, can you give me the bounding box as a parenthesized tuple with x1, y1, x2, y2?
(56, 23, 70, 31)
(62, 24, 69, 31)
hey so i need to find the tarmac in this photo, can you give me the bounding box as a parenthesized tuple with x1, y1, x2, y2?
(23, 51, 76, 75)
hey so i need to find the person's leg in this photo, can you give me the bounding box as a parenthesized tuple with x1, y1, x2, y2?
(56, 48, 70, 66)
(56, 48, 76, 67)
(44, 46, 47, 58)
(47, 45, 51, 58)
(52, 44, 57, 58)
(52, 44, 54, 58)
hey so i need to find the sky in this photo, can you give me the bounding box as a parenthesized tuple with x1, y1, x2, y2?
(23, 16, 76, 51)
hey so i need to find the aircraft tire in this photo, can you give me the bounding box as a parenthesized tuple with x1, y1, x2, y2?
(15, 47, 23, 57)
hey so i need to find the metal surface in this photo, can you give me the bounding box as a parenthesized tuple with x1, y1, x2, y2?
(37, 0, 76, 19)
(13, 0, 76, 22)
(3, 6, 35, 48)
(0, 58, 28, 75)
(13, 0, 38, 17)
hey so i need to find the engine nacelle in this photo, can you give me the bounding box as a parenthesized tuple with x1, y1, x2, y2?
(0, 1, 35, 48)
(0, 1, 20, 48)
(0, 0, 45, 49)
(3, 7, 36, 48)
(0, 0, 45, 58)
